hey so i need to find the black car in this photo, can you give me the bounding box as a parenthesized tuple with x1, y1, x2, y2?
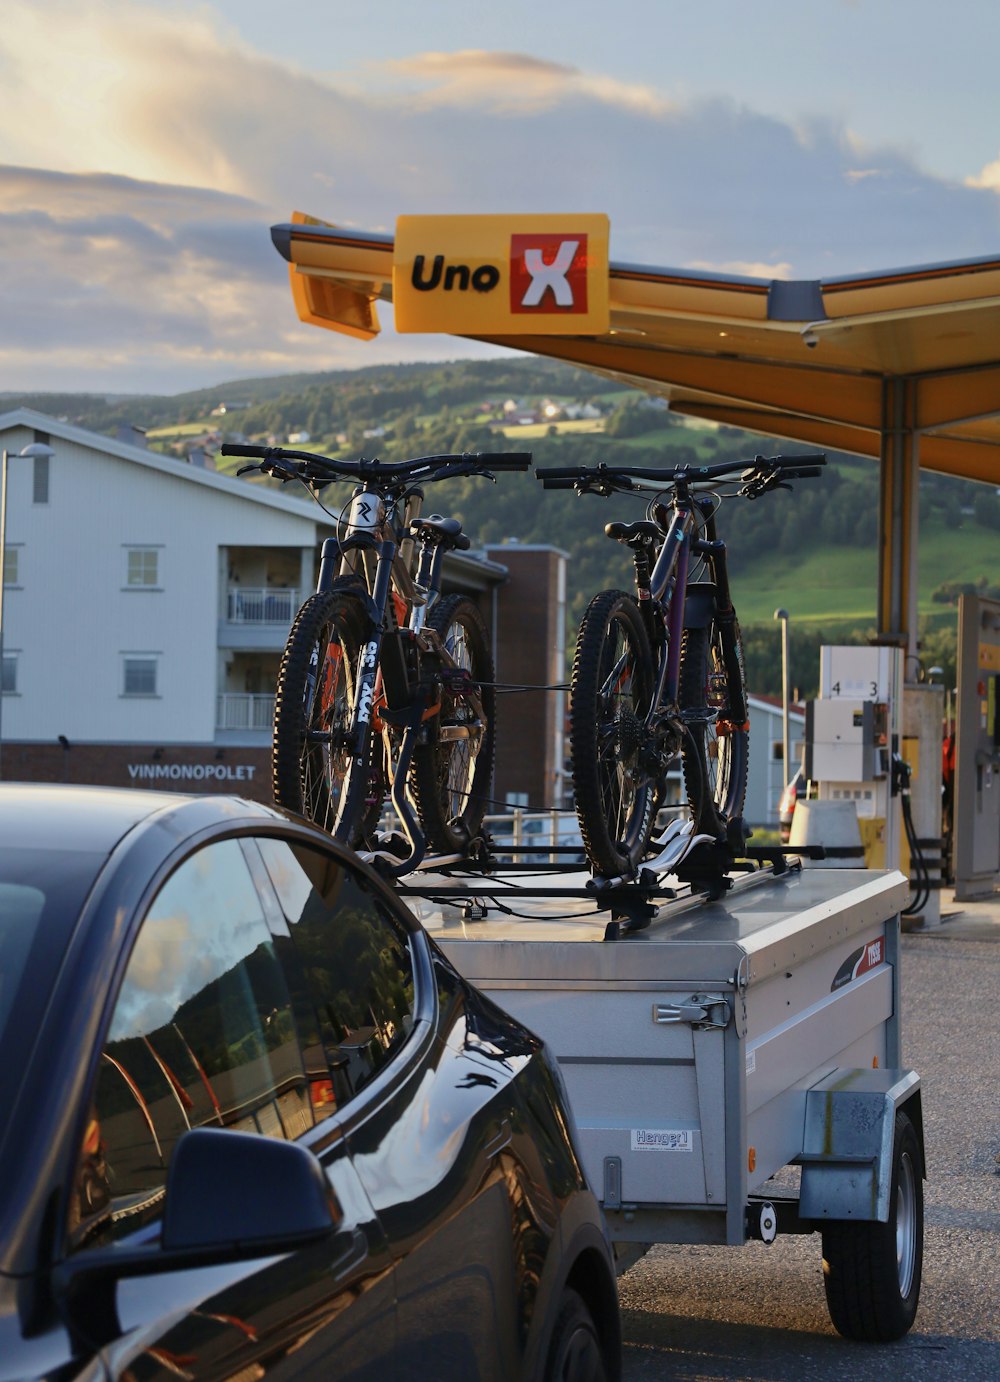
(0, 785, 619, 1382)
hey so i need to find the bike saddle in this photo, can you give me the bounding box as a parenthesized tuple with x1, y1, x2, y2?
(605, 520, 660, 544)
(411, 515, 471, 550)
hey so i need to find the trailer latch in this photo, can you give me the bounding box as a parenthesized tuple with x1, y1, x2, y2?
(653, 994, 731, 1030)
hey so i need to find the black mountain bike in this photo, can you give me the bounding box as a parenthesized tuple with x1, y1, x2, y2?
(538, 454, 825, 881)
(220, 443, 532, 872)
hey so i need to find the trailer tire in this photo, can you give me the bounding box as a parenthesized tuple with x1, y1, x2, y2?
(821, 1110, 923, 1341)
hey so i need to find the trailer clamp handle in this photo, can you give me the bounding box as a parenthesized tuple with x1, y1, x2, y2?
(653, 995, 731, 1030)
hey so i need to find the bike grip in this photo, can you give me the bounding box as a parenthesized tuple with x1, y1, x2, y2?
(775, 453, 826, 468)
(219, 443, 273, 458)
(480, 452, 533, 470)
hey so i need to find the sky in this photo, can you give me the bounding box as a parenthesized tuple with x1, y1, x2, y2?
(2, 0, 1000, 396)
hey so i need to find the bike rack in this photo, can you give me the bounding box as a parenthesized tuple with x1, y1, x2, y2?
(391, 839, 824, 941)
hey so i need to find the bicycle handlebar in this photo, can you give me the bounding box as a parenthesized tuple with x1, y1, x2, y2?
(219, 443, 532, 481)
(536, 453, 825, 492)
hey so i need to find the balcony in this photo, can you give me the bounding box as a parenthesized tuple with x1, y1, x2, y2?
(217, 692, 275, 731)
(220, 587, 301, 652)
(227, 587, 300, 624)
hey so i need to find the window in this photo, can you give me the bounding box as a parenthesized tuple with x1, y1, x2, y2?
(122, 656, 158, 697)
(126, 547, 159, 588)
(2, 547, 17, 586)
(69, 839, 312, 1252)
(256, 839, 416, 1107)
(32, 454, 49, 505)
(1, 653, 17, 695)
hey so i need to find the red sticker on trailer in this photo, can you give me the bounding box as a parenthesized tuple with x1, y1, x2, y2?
(831, 936, 884, 991)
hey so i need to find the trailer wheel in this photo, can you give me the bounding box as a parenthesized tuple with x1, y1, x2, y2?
(821, 1109, 923, 1341)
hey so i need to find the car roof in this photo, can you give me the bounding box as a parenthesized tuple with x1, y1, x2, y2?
(0, 783, 279, 855)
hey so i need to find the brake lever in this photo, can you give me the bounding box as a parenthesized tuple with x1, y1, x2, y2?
(236, 463, 261, 477)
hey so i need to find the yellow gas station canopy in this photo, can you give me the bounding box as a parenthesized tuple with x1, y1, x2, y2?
(273, 213, 1000, 486)
(271, 211, 1000, 644)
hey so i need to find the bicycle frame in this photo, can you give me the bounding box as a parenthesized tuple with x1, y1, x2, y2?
(641, 489, 747, 730)
(312, 480, 474, 872)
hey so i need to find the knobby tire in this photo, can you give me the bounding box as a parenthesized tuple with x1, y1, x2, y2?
(272, 590, 379, 844)
(678, 617, 749, 840)
(410, 595, 495, 853)
(569, 590, 656, 878)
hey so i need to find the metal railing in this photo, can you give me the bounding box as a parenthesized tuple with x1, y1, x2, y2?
(217, 692, 275, 730)
(226, 587, 300, 624)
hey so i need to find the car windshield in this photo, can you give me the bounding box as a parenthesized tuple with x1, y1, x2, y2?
(0, 848, 103, 1054)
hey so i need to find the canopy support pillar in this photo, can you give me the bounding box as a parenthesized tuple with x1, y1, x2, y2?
(877, 377, 921, 669)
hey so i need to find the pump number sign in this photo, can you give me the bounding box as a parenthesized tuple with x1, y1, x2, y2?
(393, 214, 610, 335)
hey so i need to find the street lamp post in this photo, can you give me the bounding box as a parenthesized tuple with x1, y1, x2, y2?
(0, 442, 55, 779)
(773, 608, 791, 786)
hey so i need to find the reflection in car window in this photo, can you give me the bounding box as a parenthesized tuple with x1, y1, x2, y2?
(256, 840, 416, 1106)
(70, 840, 313, 1252)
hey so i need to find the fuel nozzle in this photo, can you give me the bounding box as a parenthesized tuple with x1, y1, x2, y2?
(891, 752, 912, 799)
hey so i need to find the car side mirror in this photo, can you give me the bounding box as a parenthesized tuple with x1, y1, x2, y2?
(163, 1127, 341, 1249)
(53, 1128, 341, 1350)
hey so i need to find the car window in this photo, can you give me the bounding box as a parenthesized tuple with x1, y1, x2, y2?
(69, 839, 315, 1252)
(0, 852, 103, 1063)
(255, 840, 417, 1107)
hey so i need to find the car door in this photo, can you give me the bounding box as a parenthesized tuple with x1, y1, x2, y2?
(61, 836, 395, 1382)
(251, 836, 531, 1382)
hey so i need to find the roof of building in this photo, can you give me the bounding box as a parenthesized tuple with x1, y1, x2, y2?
(1, 407, 512, 586)
(0, 408, 335, 527)
(749, 692, 806, 717)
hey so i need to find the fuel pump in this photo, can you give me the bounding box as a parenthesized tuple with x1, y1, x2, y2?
(953, 594, 1000, 900)
(804, 646, 902, 871)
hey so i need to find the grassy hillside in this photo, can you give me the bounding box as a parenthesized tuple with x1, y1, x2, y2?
(5, 357, 996, 698)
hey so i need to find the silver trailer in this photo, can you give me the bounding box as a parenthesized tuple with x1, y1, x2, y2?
(403, 863, 924, 1342)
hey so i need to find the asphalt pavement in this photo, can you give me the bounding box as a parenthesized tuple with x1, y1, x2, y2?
(617, 885, 1000, 1380)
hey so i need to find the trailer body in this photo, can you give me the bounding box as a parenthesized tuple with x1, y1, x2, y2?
(409, 866, 920, 1250)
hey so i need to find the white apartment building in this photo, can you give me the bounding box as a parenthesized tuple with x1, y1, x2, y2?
(746, 693, 806, 826)
(0, 410, 528, 802)
(0, 409, 350, 793)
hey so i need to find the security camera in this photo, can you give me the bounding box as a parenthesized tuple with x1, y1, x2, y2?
(802, 330, 819, 349)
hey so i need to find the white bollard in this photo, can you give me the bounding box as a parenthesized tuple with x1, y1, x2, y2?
(789, 799, 865, 867)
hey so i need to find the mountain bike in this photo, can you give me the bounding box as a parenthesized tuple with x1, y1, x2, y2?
(219, 443, 532, 872)
(537, 454, 825, 881)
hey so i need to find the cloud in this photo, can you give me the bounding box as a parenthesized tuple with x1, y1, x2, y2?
(386, 49, 675, 117)
(1, 2, 999, 393)
(967, 155, 1000, 191)
(686, 259, 794, 280)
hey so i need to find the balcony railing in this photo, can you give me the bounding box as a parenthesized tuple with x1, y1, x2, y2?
(226, 587, 300, 624)
(217, 692, 275, 730)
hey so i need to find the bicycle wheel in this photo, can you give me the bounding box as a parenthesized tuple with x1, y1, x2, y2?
(569, 590, 657, 877)
(678, 616, 749, 840)
(272, 590, 379, 843)
(410, 595, 495, 853)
